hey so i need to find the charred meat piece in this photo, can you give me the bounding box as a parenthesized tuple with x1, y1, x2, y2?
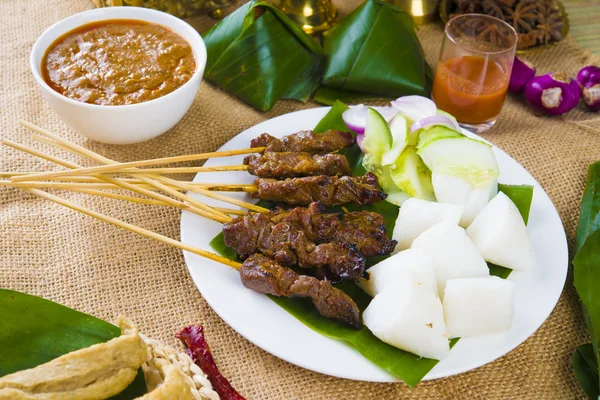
(334, 211, 397, 257)
(222, 212, 271, 259)
(225, 202, 396, 259)
(272, 204, 396, 258)
(240, 254, 361, 328)
(243, 152, 351, 179)
(251, 173, 386, 206)
(223, 213, 366, 282)
(251, 130, 355, 154)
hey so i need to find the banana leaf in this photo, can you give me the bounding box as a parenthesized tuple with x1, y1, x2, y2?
(202, 1, 324, 111)
(0, 289, 146, 399)
(574, 343, 600, 400)
(315, 0, 433, 105)
(573, 161, 600, 399)
(210, 103, 533, 385)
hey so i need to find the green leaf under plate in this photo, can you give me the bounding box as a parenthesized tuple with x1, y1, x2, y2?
(202, 1, 324, 111)
(318, 0, 432, 104)
(0, 289, 146, 399)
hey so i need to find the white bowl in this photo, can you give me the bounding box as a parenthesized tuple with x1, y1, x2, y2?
(30, 7, 207, 144)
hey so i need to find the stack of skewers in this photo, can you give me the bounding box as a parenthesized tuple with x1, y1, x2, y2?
(1, 122, 398, 328)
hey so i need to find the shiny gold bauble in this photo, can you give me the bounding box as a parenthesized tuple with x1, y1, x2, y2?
(384, 0, 440, 24)
(92, 0, 233, 19)
(271, 0, 338, 34)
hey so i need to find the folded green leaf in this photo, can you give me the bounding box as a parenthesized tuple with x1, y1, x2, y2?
(574, 229, 600, 387)
(573, 161, 600, 397)
(319, 0, 432, 104)
(0, 289, 146, 399)
(576, 161, 600, 254)
(202, 1, 324, 111)
(210, 103, 534, 385)
(313, 87, 395, 106)
(574, 344, 600, 399)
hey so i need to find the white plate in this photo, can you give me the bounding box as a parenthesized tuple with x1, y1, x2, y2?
(180, 107, 568, 382)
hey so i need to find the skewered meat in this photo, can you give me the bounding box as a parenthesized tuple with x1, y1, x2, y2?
(251, 130, 355, 154)
(269, 202, 396, 257)
(223, 212, 365, 282)
(240, 254, 361, 328)
(251, 173, 386, 206)
(243, 152, 351, 178)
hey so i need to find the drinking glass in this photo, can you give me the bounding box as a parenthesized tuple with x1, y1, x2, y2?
(432, 14, 517, 133)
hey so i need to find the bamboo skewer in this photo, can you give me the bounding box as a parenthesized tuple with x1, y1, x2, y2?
(10, 130, 262, 181)
(0, 180, 156, 191)
(25, 131, 232, 222)
(11, 164, 249, 181)
(67, 188, 170, 206)
(0, 180, 258, 192)
(24, 124, 268, 214)
(2, 178, 251, 213)
(2, 139, 230, 224)
(27, 188, 242, 270)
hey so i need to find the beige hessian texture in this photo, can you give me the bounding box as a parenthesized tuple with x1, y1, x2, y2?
(0, 1, 598, 398)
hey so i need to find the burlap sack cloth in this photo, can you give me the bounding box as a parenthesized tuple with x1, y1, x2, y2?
(1, 0, 599, 398)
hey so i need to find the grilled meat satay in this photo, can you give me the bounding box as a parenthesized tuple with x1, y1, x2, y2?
(243, 152, 351, 179)
(223, 212, 365, 282)
(269, 202, 397, 258)
(240, 254, 361, 328)
(251, 173, 386, 206)
(251, 130, 355, 154)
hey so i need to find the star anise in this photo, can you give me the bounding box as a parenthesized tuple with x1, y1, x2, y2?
(454, 0, 483, 14)
(504, 0, 538, 33)
(482, 0, 507, 20)
(517, 31, 539, 50)
(536, 4, 564, 44)
(448, 0, 566, 50)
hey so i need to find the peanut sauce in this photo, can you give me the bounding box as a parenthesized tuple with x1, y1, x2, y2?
(42, 19, 195, 106)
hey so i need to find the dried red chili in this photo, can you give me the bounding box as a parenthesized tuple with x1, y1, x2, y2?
(177, 325, 246, 400)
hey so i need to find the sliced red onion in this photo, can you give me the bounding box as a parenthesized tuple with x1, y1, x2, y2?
(581, 69, 600, 111)
(342, 104, 397, 134)
(509, 57, 536, 94)
(391, 96, 437, 121)
(342, 104, 367, 134)
(576, 66, 600, 87)
(410, 115, 461, 133)
(523, 73, 581, 116)
(357, 131, 365, 151)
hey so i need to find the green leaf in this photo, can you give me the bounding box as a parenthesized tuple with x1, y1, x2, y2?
(313, 100, 349, 133)
(209, 104, 534, 386)
(574, 344, 600, 399)
(573, 161, 600, 397)
(0, 289, 146, 399)
(202, 2, 324, 111)
(574, 229, 600, 388)
(576, 162, 600, 254)
(313, 87, 395, 106)
(498, 183, 534, 225)
(319, 0, 432, 103)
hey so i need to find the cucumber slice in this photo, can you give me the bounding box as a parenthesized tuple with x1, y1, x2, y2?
(382, 115, 408, 166)
(389, 146, 435, 200)
(416, 125, 464, 150)
(377, 166, 410, 206)
(362, 108, 393, 169)
(436, 109, 460, 128)
(417, 137, 499, 187)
